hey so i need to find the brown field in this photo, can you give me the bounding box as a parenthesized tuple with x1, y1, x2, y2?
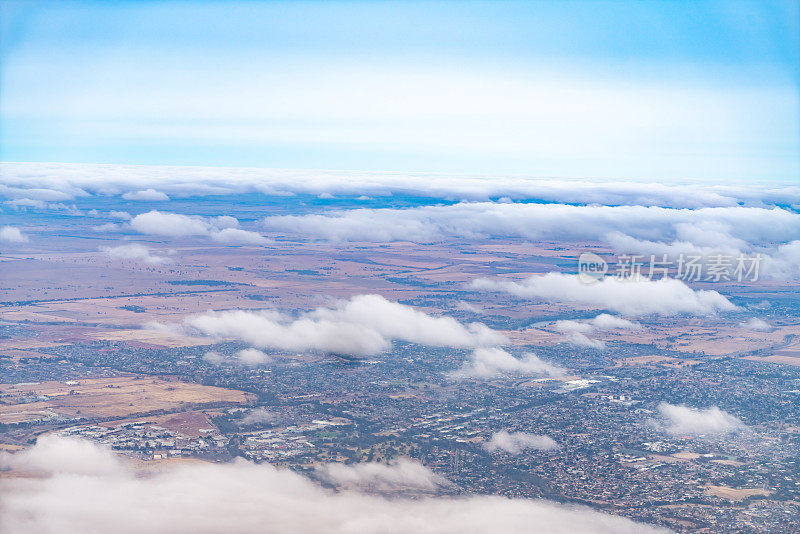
(0, 376, 253, 422)
(704, 485, 771, 501)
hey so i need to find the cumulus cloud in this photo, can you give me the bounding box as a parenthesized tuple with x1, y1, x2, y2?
(315, 459, 448, 493)
(655, 403, 745, 436)
(472, 273, 736, 316)
(130, 211, 212, 237)
(0, 435, 666, 534)
(483, 432, 560, 455)
(185, 295, 506, 357)
(0, 225, 28, 243)
(451, 348, 564, 379)
(100, 244, 169, 264)
(211, 228, 269, 245)
(126, 211, 267, 246)
(552, 314, 640, 349)
(740, 318, 771, 331)
(236, 348, 272, 366)
(122, 188, 170, 201)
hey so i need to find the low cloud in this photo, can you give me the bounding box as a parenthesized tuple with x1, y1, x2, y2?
(451, 348, 564, 379)
(655, 403, 746, 436)
(483, 431, 560, 455)
(5, 161, 795, 210)
(236, 348, 272, 366)
(740, 317, 771, 331)
(130, 211, 211, 237)
(456, 301, 484, 313)
(127, 211, 268, 246)
(239, 408, 279, 426)
(552, 314, 640, 349)
(100, 244, 169, 264)
(0, 435, 666, 534)
(472, 273, 736, 316)
(185, 295, 506, 357)
(315, 459, 448, 493)
(211, 228, 270, 245)
(202, 351, 225, 364)
(122, 189, 170, 201)
(0, 225, 28, 243)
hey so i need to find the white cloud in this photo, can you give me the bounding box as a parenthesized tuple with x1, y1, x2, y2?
(483, 431, 560, 455)
(239, 408, 279, 426)
(552, 314, 640, 349)
(130, 210, 211, 237)
(740, 318, 771, 331)
(202, 351, 225, 364)
(262, 202, 800, 279)
(0, 225, 28, 243)
(213, 215, 239, 229)
(185, 294, 506, 357)
(315, 459, 448, 493)
(451, 348, 564, 379)
(263, 203, 800, 247)
(211, 228, 269, 245)
(100, 244, 168, 264)
(122, 188, 170, 201)
(655, 403, 745, 436)
(456, 301, 484, 313)
(472, 273, 736, 316)
(2, 162, 798, 209)
(0, 435, 666, 534)
(127, 211, 268, 246)
(236, 348, 272, 366)
(563, 332, 606, 350)
(4, 198, 47, 209)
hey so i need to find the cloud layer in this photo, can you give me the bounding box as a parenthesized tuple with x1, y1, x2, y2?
(472, 273, 735, 316)
(3, 162, 798, 208)
(0, 435, 666, 534)
(185, 294, 506, 356)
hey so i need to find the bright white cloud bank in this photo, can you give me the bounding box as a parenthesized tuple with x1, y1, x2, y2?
(129, 210, 268, 244)
(0, 225, 28, 242)
(483, 432, 560, 455)
(656, 403, 745, 436)
(185, 294, 506, 356)
(2, 162, 798, 208)
(472, 273, 735, 316)
(0, 435, 666, 534)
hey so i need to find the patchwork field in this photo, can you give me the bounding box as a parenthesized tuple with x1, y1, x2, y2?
(0, 376, 253, 423)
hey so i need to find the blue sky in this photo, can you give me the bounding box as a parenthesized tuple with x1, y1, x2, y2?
(1, 0, 798, 182)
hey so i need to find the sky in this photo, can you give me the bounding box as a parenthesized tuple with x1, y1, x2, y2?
(0, 0, 798, 183)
